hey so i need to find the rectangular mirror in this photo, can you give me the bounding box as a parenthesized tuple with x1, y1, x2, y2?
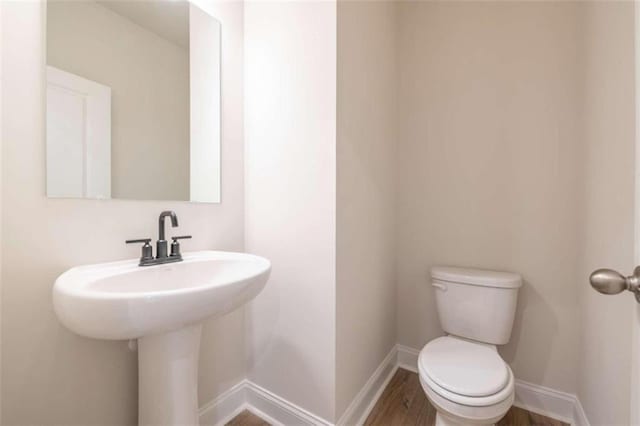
(46, 0, 221, 203)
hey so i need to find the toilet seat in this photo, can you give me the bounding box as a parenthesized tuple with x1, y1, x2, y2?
(420, 373, 514, 425)
(418, 336, 514, 407)
(421, 336, 509, 397)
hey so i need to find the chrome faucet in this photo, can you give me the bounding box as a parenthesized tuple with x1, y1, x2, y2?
(157, 210, 178, 259)
(126, 211, 192, 266)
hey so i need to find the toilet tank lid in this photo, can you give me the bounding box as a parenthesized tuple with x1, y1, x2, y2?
(431, 266, 522, 289)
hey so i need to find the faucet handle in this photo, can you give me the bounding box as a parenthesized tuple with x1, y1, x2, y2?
(126, 238, 152, 244)
(126, 239, 153, 263)
(170, 235, 191, 258)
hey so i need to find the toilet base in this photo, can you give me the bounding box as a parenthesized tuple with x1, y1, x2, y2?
(435, 412, 495, 426)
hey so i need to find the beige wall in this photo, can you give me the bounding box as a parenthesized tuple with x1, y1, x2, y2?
(396, 1, 584, 393)
(578, 2, 635, 424)
(1, 1, 244, 424)
(244, 1, 337, 421)
(3, 2, 638, 425)
(336, 0, 397, 420)
(47, 1, 190, 201)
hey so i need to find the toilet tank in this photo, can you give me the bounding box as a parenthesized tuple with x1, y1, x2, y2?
(431, 266, 522, 345)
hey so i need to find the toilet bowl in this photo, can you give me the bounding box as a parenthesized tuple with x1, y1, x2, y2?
(418, 336, 514, 426)
(418, 267, 522, 426)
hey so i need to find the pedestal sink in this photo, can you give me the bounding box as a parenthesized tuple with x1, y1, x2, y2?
(53, 250, 271, 425)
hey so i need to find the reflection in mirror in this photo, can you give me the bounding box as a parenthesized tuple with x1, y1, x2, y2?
(46, 0, 221, 202)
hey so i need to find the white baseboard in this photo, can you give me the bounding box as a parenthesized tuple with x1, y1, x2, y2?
(200, 344, 590, 426)
(199, 345, 401, 426)
(199, 378, 331, 426)
(199, 380, 247, 426)
(245, 380, 332, 426)
(336, 345, 399, 426)
(513, 380, 577, 425)
(571, 397, 590, 426)
(396, 344, 420, 373)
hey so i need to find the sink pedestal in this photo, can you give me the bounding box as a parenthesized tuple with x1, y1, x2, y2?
(53, 251, 271, 426)
(138, 324, 202, 425)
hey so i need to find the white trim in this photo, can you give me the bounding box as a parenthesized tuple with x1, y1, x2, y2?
(572, 397, 590, 426)
(243, 404, 282, 426)
(46, 66, 112, 199)
(337, 345, 399, 426)
(244, 380, 333, 426)
(198, 378, 333, 426)
(513, 380, 576, 426)
(396, 344, 420, 373)
(199, 380, 246, 426)
(199, 344, 590, 426)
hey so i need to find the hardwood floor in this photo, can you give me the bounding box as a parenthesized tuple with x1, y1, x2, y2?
(363, 368, 436, 425)
(225, 369, 569, 426)
(498, 406, 570, 426)
(363, 369, 568, 426)
(226, 409, 270, 426)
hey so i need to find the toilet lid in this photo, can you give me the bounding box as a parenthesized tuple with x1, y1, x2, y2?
(419, 336, 509, 397)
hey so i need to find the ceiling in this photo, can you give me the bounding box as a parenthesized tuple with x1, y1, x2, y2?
(97, 0, 190, 49)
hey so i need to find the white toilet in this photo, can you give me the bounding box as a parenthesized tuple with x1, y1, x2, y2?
(418, 266, 522, 426)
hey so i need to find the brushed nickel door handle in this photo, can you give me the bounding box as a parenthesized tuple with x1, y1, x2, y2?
(590, 266, 640, 303)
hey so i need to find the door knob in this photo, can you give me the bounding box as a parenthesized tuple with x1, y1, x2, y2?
(590, 266, 640, 302)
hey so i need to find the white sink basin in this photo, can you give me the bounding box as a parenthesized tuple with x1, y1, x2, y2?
(54, 250, 270, 340)
(52, 250, 270, 425)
